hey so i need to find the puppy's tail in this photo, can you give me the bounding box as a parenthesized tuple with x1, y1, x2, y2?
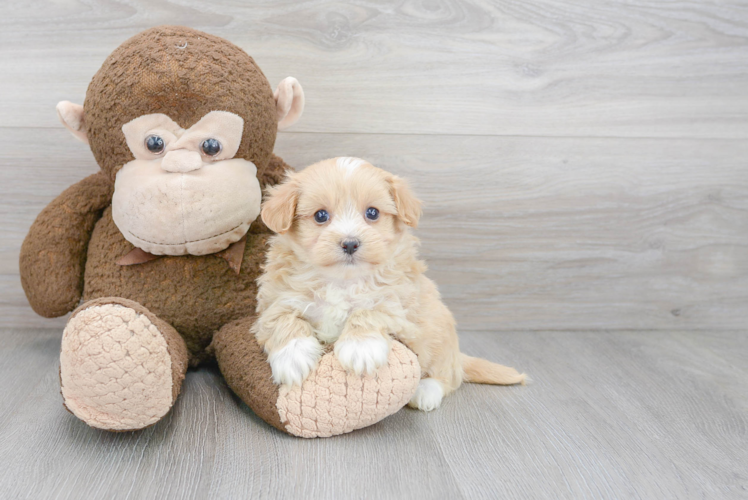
(460, 354, 527, 385)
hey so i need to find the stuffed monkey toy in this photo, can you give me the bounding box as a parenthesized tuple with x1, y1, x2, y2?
(20, 26, 419, 437)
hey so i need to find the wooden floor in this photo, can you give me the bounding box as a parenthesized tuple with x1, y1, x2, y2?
(1, 0, 747, 498)
(0, 329, 745, 499)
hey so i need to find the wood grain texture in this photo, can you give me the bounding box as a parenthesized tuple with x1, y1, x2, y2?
(0, 328, 746, 499)
(0, 1, 747, 137)
(3, 129, 746, 330)
(2, 0, 747, 331)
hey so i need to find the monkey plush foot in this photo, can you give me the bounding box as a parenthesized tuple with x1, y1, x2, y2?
(60, 298, 188, 431)
(212, 316, 421, 438)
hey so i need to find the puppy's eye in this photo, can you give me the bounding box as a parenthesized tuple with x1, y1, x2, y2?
(365, 207, 379, 221)
(314, 210, 330, 224)
(201, 138, 222, 157)
(145, 135, 165, 154)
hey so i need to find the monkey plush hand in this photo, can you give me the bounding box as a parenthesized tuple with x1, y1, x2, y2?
(20, 26, 418, 436)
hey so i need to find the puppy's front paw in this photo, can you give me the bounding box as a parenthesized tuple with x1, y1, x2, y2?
(408, 379, 444, 412)
(268, 337, 323, 386)
(334, 336, 390, 376)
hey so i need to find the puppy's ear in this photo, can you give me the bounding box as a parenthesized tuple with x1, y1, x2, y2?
(262, 175, 299, 234)
(388, 175, 422, 228)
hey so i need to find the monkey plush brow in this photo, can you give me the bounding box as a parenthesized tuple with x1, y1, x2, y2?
(122, 111, 245, 161)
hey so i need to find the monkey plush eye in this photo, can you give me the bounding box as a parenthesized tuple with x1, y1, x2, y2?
(365, 207, 379, 221)
(314, 210, 329, 224)
(201, 138, 222, 157)
(145, 135, 165, 154)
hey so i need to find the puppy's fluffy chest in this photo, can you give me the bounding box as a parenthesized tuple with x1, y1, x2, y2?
(302, 281, 406, 344)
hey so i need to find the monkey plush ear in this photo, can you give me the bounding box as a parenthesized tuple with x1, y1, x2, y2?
(56, 101, 89, 144)
(261, 175, 299, 234)
(388, 175, 423, 228)
(274, 77, 305, 130)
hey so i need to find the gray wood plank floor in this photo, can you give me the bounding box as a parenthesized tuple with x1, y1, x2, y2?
(0, 329, 746, 499)
(1, 0, 747, 498)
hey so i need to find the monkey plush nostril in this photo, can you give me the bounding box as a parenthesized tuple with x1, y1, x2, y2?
(160, 149, 204, 173)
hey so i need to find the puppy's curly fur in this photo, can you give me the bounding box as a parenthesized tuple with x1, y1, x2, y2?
(253, 157, 526, 411)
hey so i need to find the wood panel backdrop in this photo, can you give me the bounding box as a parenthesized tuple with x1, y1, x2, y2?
(2, 0, 745, 331)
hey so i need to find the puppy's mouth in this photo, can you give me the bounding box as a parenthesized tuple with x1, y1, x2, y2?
(332, 253, 374, 268)
(314, 252, 363, 268)
(342, 254, 382, 268)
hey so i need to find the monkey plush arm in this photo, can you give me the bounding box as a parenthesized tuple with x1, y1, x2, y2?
(19, 172, 113, 317)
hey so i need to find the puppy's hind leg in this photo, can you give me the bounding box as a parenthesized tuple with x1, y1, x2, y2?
(408, 378, 446, 412)
(406, 353, 463, 412)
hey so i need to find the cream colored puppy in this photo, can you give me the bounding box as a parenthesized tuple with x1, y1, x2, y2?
(253, 157, 526, 411)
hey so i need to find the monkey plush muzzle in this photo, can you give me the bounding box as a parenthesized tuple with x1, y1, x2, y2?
(112, 158, 261, 256)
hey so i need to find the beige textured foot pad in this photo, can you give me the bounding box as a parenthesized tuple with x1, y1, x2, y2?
(60, 303, 174, 431)
(277, 341, 421, 438)
(213, 318, 422, 439)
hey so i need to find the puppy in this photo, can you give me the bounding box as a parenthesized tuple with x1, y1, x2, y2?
(252, 157, 526, 411)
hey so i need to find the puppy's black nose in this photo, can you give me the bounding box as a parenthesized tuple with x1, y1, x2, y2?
(341, 239, 360, 255)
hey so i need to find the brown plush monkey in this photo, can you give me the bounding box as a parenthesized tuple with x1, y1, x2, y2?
(20, 26, 418, 436)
